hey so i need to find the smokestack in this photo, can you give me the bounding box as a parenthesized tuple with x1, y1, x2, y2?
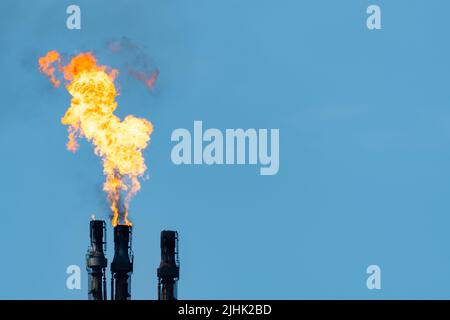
(86, 220, 108, 300)
(111, 225, 133, 300)
(157, 230, 180, 300)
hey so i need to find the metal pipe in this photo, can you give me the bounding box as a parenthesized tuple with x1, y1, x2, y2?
(157, 230, 180, 300)
(86, 220, 108, 300)
(110, 225, 133, 300)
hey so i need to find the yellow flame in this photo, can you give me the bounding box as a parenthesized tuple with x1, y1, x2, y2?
(39, 51, 153, 226)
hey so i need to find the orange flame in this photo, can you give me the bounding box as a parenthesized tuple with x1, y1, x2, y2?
(146, 69, 159, 89)
(38, 50, 61, 87)
(39, 51, 153, 226)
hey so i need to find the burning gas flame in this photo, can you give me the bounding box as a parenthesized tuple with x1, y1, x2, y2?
(38, 50, 61, 87)
(39, 51, 153, 226)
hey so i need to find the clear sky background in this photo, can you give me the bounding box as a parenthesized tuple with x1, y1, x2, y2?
(1, 0, 450, 299)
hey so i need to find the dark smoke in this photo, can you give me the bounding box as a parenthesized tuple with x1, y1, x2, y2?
(106, 37, 159, 90)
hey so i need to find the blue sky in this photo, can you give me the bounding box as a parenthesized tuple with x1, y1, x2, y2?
(1, 0, 450, 299)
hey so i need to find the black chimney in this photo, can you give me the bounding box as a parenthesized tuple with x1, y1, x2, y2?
(111, 225, 133, 300)
(157, 230, 180, 300)
(86, 220, 108, 300)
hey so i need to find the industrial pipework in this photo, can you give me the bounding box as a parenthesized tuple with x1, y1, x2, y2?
(86, 220, 108, 300)
(110, 225, 134, 300)
(157, 230, 180, 300)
